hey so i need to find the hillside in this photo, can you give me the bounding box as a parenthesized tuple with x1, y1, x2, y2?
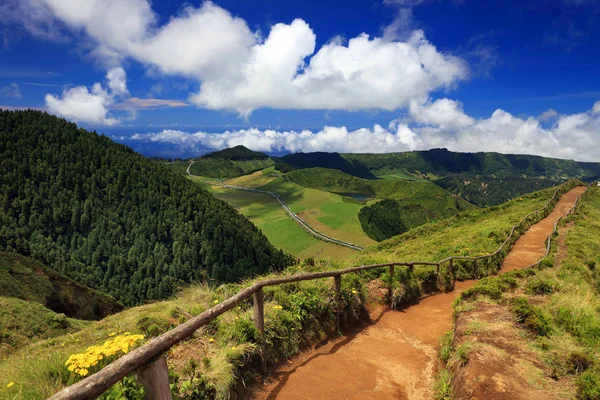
(285, 167, 475, 241)
(280, 149, 600, 206)
(0, 252, 123, 320)
(0, 110, 292, 306)
(187, 145, 275, 179)
(0, 182, 579, 399)
(442, 185, 600, 399)
(203, 145, 269, 160)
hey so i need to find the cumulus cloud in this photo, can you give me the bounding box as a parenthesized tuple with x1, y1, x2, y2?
(17, 0, 468, 116)
(126, 100, 600, 162)
(409, 98, 474, 128)
(45, 67, 125, 125)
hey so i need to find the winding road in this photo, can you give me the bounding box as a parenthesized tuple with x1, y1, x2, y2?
(186, 161, 364, 251)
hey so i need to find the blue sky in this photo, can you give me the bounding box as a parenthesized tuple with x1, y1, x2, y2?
(1, 0, 599, 160)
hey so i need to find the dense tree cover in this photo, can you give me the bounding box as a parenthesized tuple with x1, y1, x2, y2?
(435, 175, 558, 206)
(343, 148, 600, 180)
(0, 110, 292, 305)
(358, 200, 407, 241)
(281, 152, 376, 179)
(358, 196, 473, 241)
(189, 157, 274, 179)
(203, 145, 269, 161)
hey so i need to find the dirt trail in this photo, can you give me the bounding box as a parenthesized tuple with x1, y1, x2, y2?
(248, 186, 586, 400)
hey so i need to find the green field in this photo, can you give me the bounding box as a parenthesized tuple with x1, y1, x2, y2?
(210, 186, 359, 260)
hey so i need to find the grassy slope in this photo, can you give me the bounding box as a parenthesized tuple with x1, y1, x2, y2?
(352, 186, 559, 266)
(442, 185, 600, 399)
(210, 186, 357, 261)
(257, 177, 374, 247)
(287, 167, 476, 241)
(0, 253, 123, 320)
(285, 167, 449, 199)
(0, 183, 574, 399)
(0, 297, 90, 353)
(188, 158, 274, 179)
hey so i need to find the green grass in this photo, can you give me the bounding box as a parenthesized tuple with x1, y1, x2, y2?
(444, 185, 600, 399)
(0, 182, 581, 400)
(211, 187, 358, 260)
(351, 184, 573, 267)
(0, 297, 90, 351)
(0, 260, 368, 399)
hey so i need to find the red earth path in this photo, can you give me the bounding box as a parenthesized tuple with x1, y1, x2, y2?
(248, 186, 586, 400)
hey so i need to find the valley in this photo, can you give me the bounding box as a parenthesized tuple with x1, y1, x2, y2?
(1, 111, 600, 400)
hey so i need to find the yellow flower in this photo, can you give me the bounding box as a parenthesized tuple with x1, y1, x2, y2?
(351, 289, 358, 295)
(213, 300, 219, 304)
(237, 306, 241, 310)
(209, 337, 214, 343)
(108, 332, 116, 337)
(231, 346, 237, 351)
(235, 317, 239, 321)
(6, 382, 14, 388)
(273, 305, 283, 310)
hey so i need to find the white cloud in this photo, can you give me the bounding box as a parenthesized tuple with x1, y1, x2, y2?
(0, 82, 22, 99)
(409, 98, 474, 128)
(126, 100, 600, 162)
(45, 67, 126, 125)
(18, 0, 468, 116)
(106, 67, 128, 97)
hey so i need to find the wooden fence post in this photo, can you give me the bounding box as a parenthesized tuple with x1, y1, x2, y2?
(409, 263, 414, 273)
(448, 258, 455, 290)
(435, 263, 440, 288)
(388, 264, 395, 307)
(334, 275, 342, 332)
(253, 288, 267, 375)
(136, 356, 172, 400)
(473, 259, 478, 278)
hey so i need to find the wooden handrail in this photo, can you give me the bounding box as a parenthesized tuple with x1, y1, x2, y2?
(47, 180, 583, 400)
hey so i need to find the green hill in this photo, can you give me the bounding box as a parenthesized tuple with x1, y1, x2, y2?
(0, 252, 123, 320)
(0, 110, 292, 306)
(203, 145, 269, 161)
(188, 146, 275, 179)
(0, 182, 579, 399)
(279, 148, 600, 206)
(285, 167, 475, 241)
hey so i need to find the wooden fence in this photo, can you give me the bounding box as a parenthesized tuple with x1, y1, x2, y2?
(47, 180, 583, 400)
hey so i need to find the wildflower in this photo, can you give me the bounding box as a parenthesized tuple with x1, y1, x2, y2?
(209, 337, 214, 343)
(108, 332, 116, 337)
(6, 382, 14, 388)
(351, 289, 358, 295)
(273, 305, 283, 310)
(231, 346, 237, 351)
(213, 300, 219, 304)
(237, 306, 242, 310)
(235, 317, 239, 320)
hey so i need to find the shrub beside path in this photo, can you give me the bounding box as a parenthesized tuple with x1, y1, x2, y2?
(248, 186, 587, 400)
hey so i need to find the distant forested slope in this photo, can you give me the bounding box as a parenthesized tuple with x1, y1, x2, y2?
(0, 110, 291, 305)
(281, 149, 600, 206)
(188, 146, 275, 179)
